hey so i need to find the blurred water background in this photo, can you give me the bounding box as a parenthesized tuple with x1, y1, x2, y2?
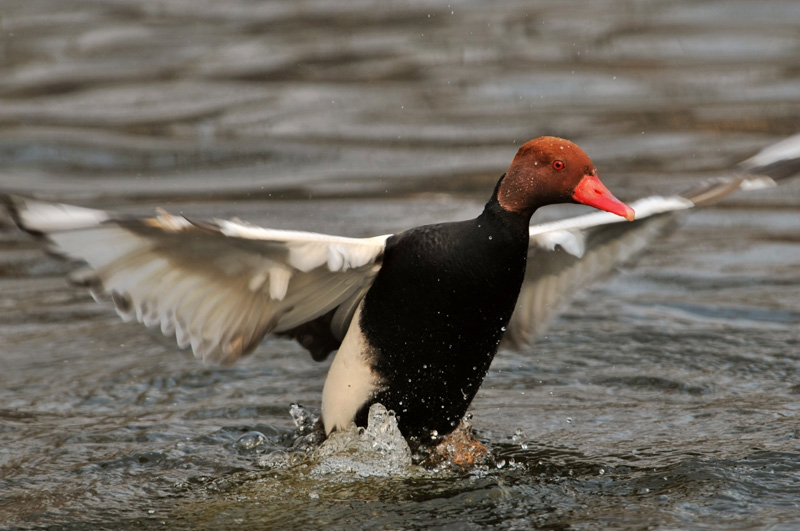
(1, 1, 799, 529)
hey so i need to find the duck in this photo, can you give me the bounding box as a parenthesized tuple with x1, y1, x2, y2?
(3, 134, 795, 442)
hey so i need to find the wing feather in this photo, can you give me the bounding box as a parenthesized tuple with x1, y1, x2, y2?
(504, 165, 793, 349)
(6, 134, 799, 360)
(4, 195, 388, 364)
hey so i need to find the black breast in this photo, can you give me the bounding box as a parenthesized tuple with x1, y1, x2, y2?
(357, 202, 530, 438)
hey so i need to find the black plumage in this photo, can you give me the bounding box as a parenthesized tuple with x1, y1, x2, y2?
(357, 193, 530, 437)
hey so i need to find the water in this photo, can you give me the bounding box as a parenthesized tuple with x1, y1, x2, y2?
(1, 0, 800, 528)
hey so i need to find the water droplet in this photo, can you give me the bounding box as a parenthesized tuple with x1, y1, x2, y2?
(236, 431, 268, 453)
(290, 403, 318, 434)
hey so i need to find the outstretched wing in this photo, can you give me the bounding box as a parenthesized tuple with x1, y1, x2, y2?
(504, 195, 693, 347)
(3, 195, 388, 364)
(505, 134, 800, 349)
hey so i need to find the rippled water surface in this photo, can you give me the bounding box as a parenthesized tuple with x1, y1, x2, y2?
(1, 1, 799, 529)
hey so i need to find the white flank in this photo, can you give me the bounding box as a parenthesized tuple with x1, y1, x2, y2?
(321, 304, 380, 434)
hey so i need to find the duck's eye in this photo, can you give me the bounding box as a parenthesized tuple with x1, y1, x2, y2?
(552, 160, 565, 171)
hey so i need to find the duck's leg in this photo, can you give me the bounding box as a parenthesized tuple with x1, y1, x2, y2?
(420, 416, 495, 469)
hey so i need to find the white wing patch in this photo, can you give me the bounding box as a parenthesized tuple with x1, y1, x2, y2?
(8, 196, 389, 364)
(529, 196, 693, 258)
(12, 199, 110, 232)
(505, 195, 695, 348)
(217, 219, 389, 273)
(533, 229, 588, 258)
(741, 132, 800, 171)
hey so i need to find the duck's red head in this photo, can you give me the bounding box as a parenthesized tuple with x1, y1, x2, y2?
(496, 136, 635, 221)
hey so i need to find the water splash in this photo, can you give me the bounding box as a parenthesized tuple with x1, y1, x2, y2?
(311, 403, 417, 478)
(248, 403, 499, 476)
(290, 402, 318, 435)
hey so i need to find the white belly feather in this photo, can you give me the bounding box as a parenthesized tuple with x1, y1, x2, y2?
(321, 303, 380, 434)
